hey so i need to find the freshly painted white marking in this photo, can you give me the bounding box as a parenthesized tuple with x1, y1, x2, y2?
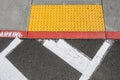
(0, 58, 28, 80)
(0, 32, 22, 37)
(0, 37, 22, 57)
(79, 40, 113, 80)
(57, 39, 91, 60)
(37, 39, 42, 42)
(43, 40, 90, 73)
(43, 39, 113, 80)
(0, 38, 28, 80)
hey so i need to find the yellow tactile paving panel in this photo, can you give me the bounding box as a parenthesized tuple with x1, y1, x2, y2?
(28, 5, 105, 31)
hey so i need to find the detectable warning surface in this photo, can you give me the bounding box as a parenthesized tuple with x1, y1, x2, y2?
(28, 5, 105, 39)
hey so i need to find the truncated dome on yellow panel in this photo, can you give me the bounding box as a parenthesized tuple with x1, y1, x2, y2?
(28, 5, 105, 31)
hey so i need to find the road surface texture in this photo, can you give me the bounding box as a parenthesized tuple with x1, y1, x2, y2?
(0, 38, 119, 80)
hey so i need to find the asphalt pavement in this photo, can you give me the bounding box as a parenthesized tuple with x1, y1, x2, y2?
(0, 38, 120, 80)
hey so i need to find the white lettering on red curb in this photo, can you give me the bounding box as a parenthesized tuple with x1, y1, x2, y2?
(0, 32, 22, 37)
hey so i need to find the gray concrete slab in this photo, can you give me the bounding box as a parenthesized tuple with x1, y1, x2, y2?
(0, 0, 31, 31)
(102, 0, 120, 31)
(7, 40, 81, 80)
(32, 0, 101, 4)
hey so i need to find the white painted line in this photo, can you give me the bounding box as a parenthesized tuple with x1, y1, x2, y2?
(57, 39, 91, 60)
(79, 40, 113, 80)
(0, 58, 28, 80)
(37, 39, 42, 42)
(0, 38, 28, 80)
(43, 39, 113, 80)
(43, 40, 90, 73)
(0, 37, 22, 57)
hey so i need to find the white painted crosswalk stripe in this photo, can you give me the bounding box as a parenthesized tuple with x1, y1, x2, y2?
(43, 39, 113, 80)
(0, 38, 114, 80)
(0, 58, 28, 80)
(43, 40, 90, 73)
(79, 40, 113, 80)
(0, 37, 22, 57)
(0, 38, 28, 80)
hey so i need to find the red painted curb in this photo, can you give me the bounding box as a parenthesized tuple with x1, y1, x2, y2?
(106, 32, 120, 39)
(28, 31, 105, 39)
